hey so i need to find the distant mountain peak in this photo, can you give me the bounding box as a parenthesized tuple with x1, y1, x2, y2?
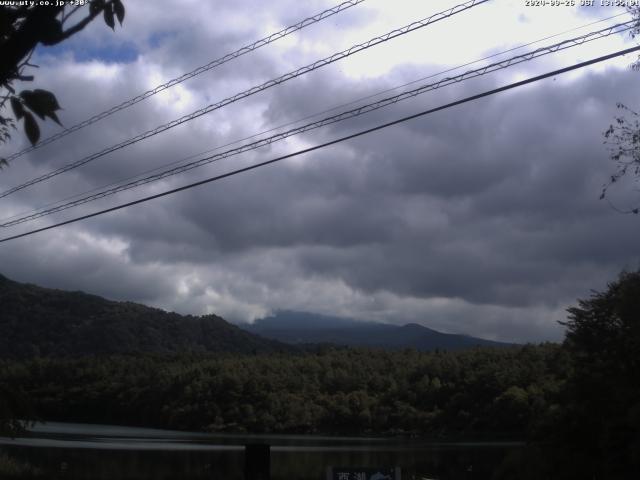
(243, 311, 516, 351)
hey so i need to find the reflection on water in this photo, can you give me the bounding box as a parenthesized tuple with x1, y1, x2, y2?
(0, 422, 522, 479)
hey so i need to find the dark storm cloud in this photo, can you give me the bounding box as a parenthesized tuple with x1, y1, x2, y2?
(86, 64, 640, 311)
(2, 0, 640, 342)
(0, 230, 176, 303)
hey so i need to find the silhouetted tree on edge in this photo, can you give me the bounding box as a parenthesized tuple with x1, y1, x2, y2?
(493, 270, 640, 480)
(557, 269, 640, 479)
(0, 0, 125, 166)
(602, 7, 640, 212)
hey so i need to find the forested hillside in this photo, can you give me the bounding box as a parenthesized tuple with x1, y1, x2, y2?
(1, 271, 638, 478)
(0, 345, 564, 438)
(0, 274, 288, 357)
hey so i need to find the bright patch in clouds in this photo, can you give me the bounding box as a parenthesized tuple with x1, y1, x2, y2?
(1, 0, 639, 343)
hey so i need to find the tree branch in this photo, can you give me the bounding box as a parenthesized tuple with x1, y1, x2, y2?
(0, 7, 63, 85)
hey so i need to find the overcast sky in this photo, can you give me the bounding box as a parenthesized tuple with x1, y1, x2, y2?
(1, 0, 639, 342)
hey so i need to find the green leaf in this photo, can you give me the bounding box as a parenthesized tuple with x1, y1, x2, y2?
(113, 0, 125, 25)
(20, 90, 62, 125)
(10, 96, 24, 119)
(23, 111, 40, 145)
(104, 2, 115, 30)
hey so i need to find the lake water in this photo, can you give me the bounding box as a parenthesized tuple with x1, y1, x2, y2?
(0, 422, 522, 479)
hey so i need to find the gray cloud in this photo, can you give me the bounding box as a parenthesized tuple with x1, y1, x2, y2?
(1, 1, 639, 343)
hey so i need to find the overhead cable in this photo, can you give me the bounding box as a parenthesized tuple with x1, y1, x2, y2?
(0, 0, 489, 199)
(1, 20, 633, 228)
(2, 0, 367, 163)
(1, 44, 638, 244)
(6, 9, 623, 226)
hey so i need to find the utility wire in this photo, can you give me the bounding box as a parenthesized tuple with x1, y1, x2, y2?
(1, 20, 633, 228)
(0, 0, 488, 199)
(2, 10, 626, 225)
(1, 45, 638, 244)
(2, 0, 367, 163)
(1, 9, 629, 226)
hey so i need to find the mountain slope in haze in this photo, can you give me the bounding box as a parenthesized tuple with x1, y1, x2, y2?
(0, 274, 289, 358)
(242, 310, 515, 351)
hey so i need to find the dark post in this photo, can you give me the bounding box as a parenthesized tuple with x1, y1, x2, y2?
(244, 443, 270, 480)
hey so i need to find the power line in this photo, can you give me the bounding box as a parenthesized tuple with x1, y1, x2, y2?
(8, 11, 625, 228)
(2, 45, 637, 244)
(0, 0, 488, 199)
(2, 19, 633, 228)
(8, 10, 627, 228)
(3, 10, 626, 226)
(2, 0, 367, 163)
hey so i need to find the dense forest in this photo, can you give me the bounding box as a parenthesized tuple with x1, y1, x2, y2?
(1, 270, 639, 479)
(0, 344, 564, 438)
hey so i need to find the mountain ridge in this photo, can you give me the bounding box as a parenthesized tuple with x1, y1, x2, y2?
(0, 274, 289, 358)
(242, 310, 516, 351)
(0, 274, 514, 358)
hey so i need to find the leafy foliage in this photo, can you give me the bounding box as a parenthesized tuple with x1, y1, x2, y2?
(0, 345, 564, 438)
(556, 270, 640, 478)
(501, 270, 640, 479)
(601, 7, 640, 211)
(602, 103, 640, 213)
(0, 1, 125, 160)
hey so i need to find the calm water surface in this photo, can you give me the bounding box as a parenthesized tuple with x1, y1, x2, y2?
(0, 422, 522, 479)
